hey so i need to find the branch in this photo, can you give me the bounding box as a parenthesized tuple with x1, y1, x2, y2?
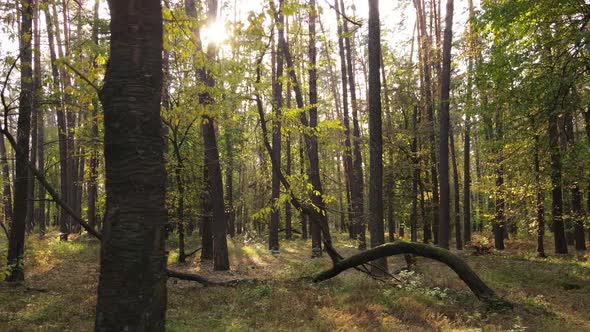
(63, 61, 100, 94)
(321, 0, 363, 27)
(1, 54, 20, 129)
(166, 269, 256, 287)
(0, 128, 102, 239)
(0, 127, 239, 287)
(184, 247, 202, 258)
(313, 241, 511, 306)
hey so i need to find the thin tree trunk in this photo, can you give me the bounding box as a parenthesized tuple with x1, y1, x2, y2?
(437, 0, 454, 249)
(463, 0, 475, 245)
(450, 125, 462, 250)
(335, 0, 355, 239)
(533, 131, 546, 257)
(308, 0, 322, 257)
(548, 110, 567, 254)
(87, 0, 100, 230)
(201, 163, 213, 260)
(493, 109, 505, 250)
(0, 137, 12, 234)
(7, 0, 33, 282)
(367, 0, 387, 273)
(45, 1, 70, 241)
(340, 0, 365, 249)
(411, 106, 419, 242)
(414, 0, 440, 244)
(185, 0, 229, 270)
(270, 9, 284, 252)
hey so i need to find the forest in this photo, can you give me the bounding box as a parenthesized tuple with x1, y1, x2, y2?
(0, 0, 589, 330)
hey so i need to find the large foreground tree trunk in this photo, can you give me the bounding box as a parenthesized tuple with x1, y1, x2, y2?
(95, 1, 168, 330)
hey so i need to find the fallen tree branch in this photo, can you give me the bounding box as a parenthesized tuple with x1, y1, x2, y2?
(0, 128, 240, 287)
(166, 269, 256, 287)
(313, 241, 511, 306)
(184, 247, 202, 258)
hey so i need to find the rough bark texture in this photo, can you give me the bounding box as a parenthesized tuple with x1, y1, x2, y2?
(450, 126, 462, 250)
(534, 133, 546, 257)
(7, 0, 33, 282)
(414, 0, 439, 244)
(367, 0, 387, 273)
(335, 0, 354, 239)
(340, 0, 365, 248)
(270, 8, 284, 252)
(44, 1, 70, 241)
(437, 0, 454, 249)
(548, 110, 567, 254)
(95, 1, 168, 330)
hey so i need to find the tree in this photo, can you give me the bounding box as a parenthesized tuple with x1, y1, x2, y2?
(95, 0, 168, 329)
(367, 0, 387, 273)
(437, 0, 454, 249)
(7, 0, 33, 282)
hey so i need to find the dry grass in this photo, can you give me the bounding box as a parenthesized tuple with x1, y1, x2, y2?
(0, 232, 589, 331)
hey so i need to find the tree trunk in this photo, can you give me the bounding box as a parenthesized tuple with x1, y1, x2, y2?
(7, 0, 33, 282)
(450, 125, 462, 250)
(0, 137, 12, 234)
(437, 0, 454, 249)
(548, 110, 567, 254)
(44, 1, 70, 241)
(185, 0, 230, 270)
(87, 0, 100, 231)
(335, 0, 355, 239)
(95, 0, 167, 329)
(308, 0, 322, 257)
(534, 132, 546, 257)
(411, 106, 419, 242)
(340, 0, 365, 249)
(414, 0, 440, 245)
(299, 137, 308, 240)
(270, 9, 284, 252)
(367, 0, 387, 273)
(201, 164, 214, 260)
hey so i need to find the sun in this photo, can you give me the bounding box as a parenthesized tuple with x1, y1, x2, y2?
(200, 20, 228, 48)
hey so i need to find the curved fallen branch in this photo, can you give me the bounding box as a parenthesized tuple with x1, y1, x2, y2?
(0, 129, 239, 288)
(166, 269, 256, 287)
(313, 241, 511, 306)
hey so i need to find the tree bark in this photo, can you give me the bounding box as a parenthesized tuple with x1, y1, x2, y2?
(414, 0, 440, 245)
(270, 8, 284, 252)
(44, 0, 70, 241)
(548, 110, 567, 254)
(87, 0, 100, 231)
(340, 0, 365, 249)
(437, 0, 454, 249)
(7, 0, 33, 282)
(95, 0, 167, 329)
(450, 125, 462, 250)
(367, 0, 387, 274)
(0, 137, 12, 235)
(313, 241, 508, 306)
(533, 131, 546, 257)
(201, 164, 214, 260)
(335, 0, 355, 239)
(185, 0, 230, 270)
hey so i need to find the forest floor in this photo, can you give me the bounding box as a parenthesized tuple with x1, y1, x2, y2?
(0, 231, 589, 331)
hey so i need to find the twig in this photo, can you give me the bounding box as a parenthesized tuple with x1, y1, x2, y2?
(63, 61, 101, 94)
